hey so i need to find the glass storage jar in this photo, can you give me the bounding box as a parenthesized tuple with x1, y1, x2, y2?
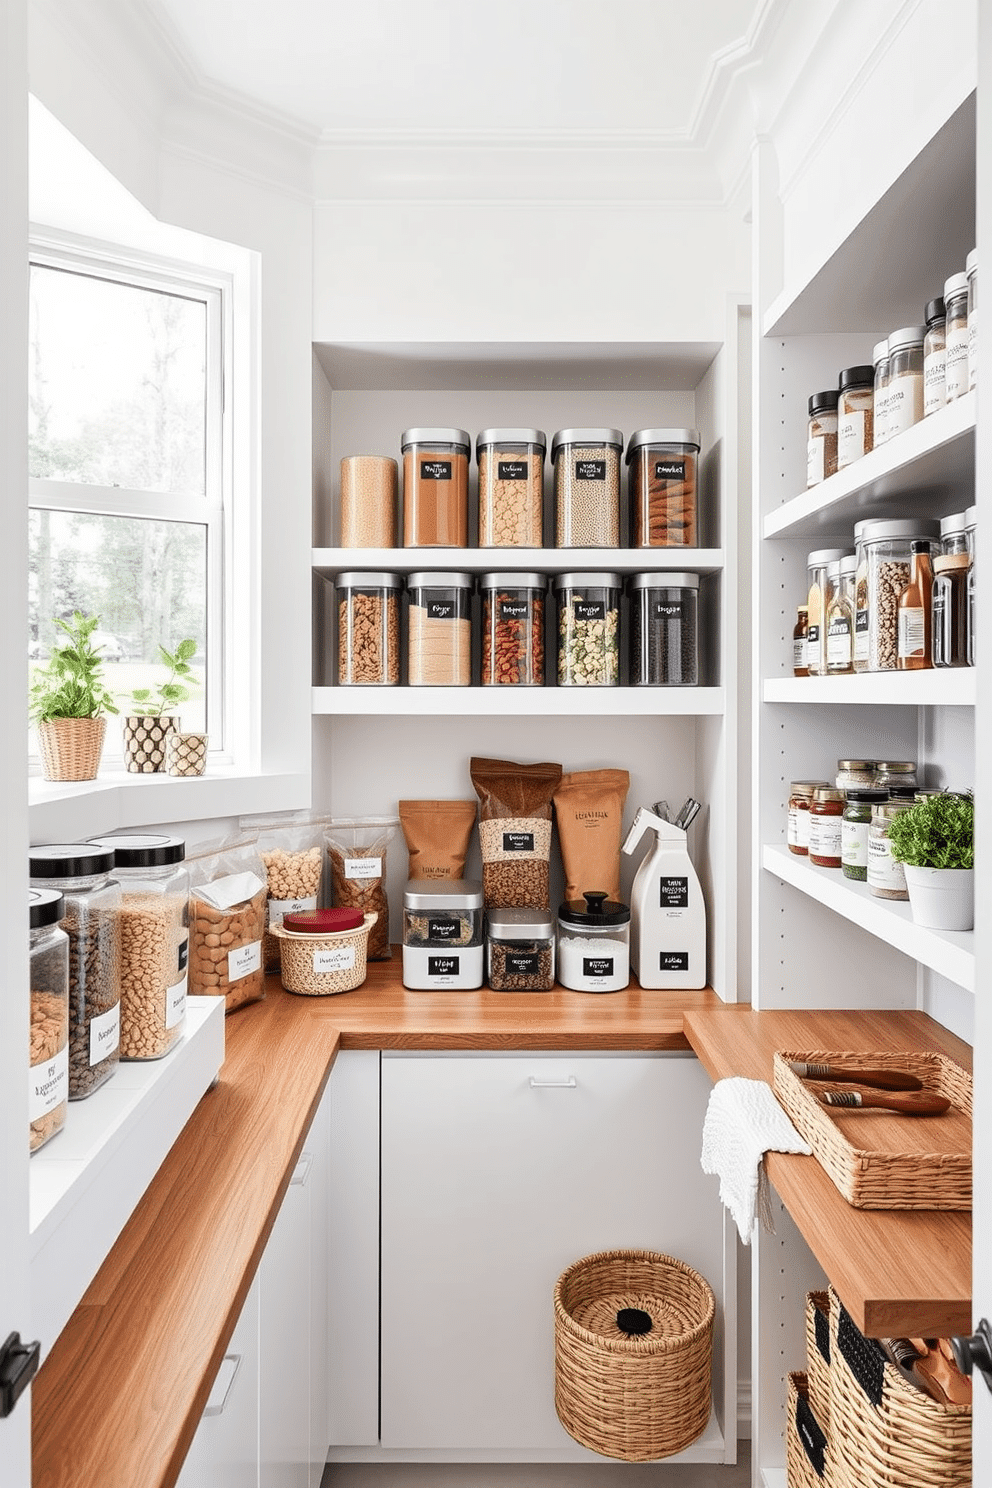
(557, 892, 630, 993)
(628, 571, 699, 686)
(402, 878, 484, 990)
(860, 518, 940, 671)
(29, 844, 122, 1100)
(886, 326, 925, 437)
(806, 390, 839, 487)
(806, 548, 850, 676)
(480, 572, 546, 686)
(944, 272, 970, 402)
(339, 455, 397, 548)
(842, 788, 888, 882)
(336, 571, 402, 685)
(788, 781, 828, 855)
(476, 429, 545, 548)
(932, 510, 971, 668)
(407, 571, 473, 686)
(486, 908, 556, 991)
(868, 800, 913, 900)
(967, 247, 978, 391)
(837, 365, 874, 468)
(808, 787, 844, 868)
(551, 428, 623, 547)
(923, 297, 947, 415)
(793, 606, 809, 676)
(836, 760, 876, 792)
(825, 554, 856, 674)
(29, 888, 69, 1154)
(554, 572, 621, 686)
(872, 340, 891, 447)
(626, 428, 700, 548)
(88, 834, 189, 1060)
(873, 760, 918, 791)
(401, 428, 470, 547)
(896, 539, 934, 670)
(853, 519, 871, 672)
(967, 504, 977, 667)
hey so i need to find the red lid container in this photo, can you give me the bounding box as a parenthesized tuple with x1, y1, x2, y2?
(282, 908, 364, 935)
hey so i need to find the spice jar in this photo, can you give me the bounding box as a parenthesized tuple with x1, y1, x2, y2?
(853, 519, 871, 672)
(407, 571, 473, 686)
(806, 390, 839, 487)
(480, 572, 546, 686)
(808, 787, 844, 868)
(967, 248, 978, 391)
(825, 554, 856, 674)
(837, 365, 875, 469)
(967, 504, 977, 667)
(923, 297, 947, 416)
(626, 428, 700, 548)
(29, 888, 69, 1154)
(29, 844, 121, 1100)
(87, 834, 189, 1060)
(551, 428, 623, 547)
(836, 760, 876, 792)
(806, 548, 850, 676)
(336, 571, 402, 685)
(402, 878, 484, 990)
(486, 908, 556, 991)
(788, 781, 828, 856)
(628, 571, 699, 686)
(886, 326, 925, 437)
(872, 340, 891, 447)
(476, 429, 545, 548)
(554, 572, 621, 686)
(859, 518, 940, 671)
(842, 788, 888, 882)
(401, 428, 470, 547)
(793, 606, 809, 676)
(868, 800, 913, 900)
(944, 272, 970, 402)
(557, 891, 630, 993)
(339, 455, 397, 548)
(932, 510, 971, 668)
(873, 760, 918, 790)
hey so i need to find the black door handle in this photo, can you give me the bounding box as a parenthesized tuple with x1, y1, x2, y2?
(950, 1318, 992, 1393)
(0, 1333, 41, 1418)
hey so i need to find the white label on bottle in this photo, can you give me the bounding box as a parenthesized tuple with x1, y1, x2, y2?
(166, 975, 187, 1030)
(826, 618, 852, 669)
(946, 327, 969, 400)
(842, 819, 869, 868)
(806, 622, 821, 674)
(30, 1044, 68, 1121)
(808, 815, 842, 859)
(315, 945, 356, 974)
(793, 637, 807, 672)
(898, 606, 926, 660)
(89, 1000, 120, 1065)
(924, 350, 946, 414)
(344, 856, 381, 880)
(837, 410, 865, 467)
(269, 894, 318, 929)
(788, 806, 800, 848)
(874, 391, 889, 445)
(969, 311, 978, 391)
(886, 374, 923, 436)
(796, 807, 812, 851)
(867, 836, 907, 891)
(228, 940, 262, 982)
(806, 436, 825, 487)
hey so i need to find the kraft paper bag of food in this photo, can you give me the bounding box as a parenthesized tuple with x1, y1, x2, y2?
(470, 756, 562, 910)
(399, 799, 477, 882)
(554, 769, 631, 902)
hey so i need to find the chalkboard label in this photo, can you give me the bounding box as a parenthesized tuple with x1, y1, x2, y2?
(428, 917, 460, 942)
(497, 460, 528, 480)
(660, 951, 690, 971)
(655, 458, 687, 481)
(652, 600, 685, 621)
(583, 957, 615, 977)
(420, 461, 452, 480)
(575, 459, 606, 481)
(660, 876, 689, 908)
(428, 955, 460, 976)
(502, 831, 535, 852)
(428, 601, 455, 620)
(575, 600, 606, 622)
(499, 599, 529, 621)
(506, 953, 540, 976)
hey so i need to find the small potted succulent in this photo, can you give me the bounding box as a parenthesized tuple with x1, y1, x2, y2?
(886, 790, 975, 931)
(29, 612, 119, 781)
(119, 638, 197, 774)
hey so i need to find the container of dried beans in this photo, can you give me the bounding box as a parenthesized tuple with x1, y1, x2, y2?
(29, 888, 69, 1153)
(480, 571, 546, 685)
(860, 518, 940, 672)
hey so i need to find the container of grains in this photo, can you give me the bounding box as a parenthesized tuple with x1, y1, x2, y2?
(923, 297, 947, 415)
(873, 760, 917, 791)
(29, 844, 121, 1100)
(860, 518, 940, 671)
(842, 788, 888, 882)
(272, 908, 376, 996)
(628, 571, 699, 686)
(872, 340, 891, 447)
(477, 429, 545, 547)
(402, 878, 484, 990)
(944, 272, 970, 402)
(339, 455, 398, 547)
(401, 428, 470, 547)
(336, 571, 402, 685)
(836, 760, 876, 792)
(933, 510, 971, 668)
(808, 787, 844, 868)
(788, 781, 828, 856)
(806, 390, 839, 487)
(836, 365, 875, 469)
(480, 572, 546, 685)
(407, 570, 473, 686)
(486, 908, 556, 991)
(805, 548, 850, 676)
(551, 428, 623, 547)
(554, 572, 621, 686)
(87, 834, 189, 1060)
(29, 888, 69, 1154)
(886, 326, 925, 438)
(626, 428, 701, 548)
(557, 892, 630, 993)
(868, 800, 913, 900)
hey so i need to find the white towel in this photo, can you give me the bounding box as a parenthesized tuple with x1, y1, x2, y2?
(700, 1077, 813, 1244)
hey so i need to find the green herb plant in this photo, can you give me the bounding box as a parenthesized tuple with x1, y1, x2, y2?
(29, 612, 119, 721)
(886, 791, 974, 870)
(121, 638, 197, 717)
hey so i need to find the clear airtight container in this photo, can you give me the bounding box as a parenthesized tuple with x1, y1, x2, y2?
(401, 428, 470, 547)
(872, 340, 891, 446)
(626, 428, 700, 548)
(402, 879, 484, 990)
(29, 888, 69, 1154)
(944, 272, 970, 402)
(886, 326, 925, 438)
(933, 510, 971, 668)
(336, 571, 402, 685)
(805, 548, 850, 677)
(486, 908, 556, 991)
(477, 429, 545, 547)
(407, 571, 473, 686)
(859, 519, 940, 671)
(628, 571, 699, 685)
(554, 572, 621, 686)
(837, 365, 875, 468)
(480, 572, 546, 686)
(923, 297, 947, 415)
(551, 429, 623, 547)
(557, 892, 630, 992)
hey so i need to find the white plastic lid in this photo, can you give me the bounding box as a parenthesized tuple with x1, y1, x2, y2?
(944, 271, 969, 300)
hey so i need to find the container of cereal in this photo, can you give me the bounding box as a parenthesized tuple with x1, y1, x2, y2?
(402, 879, 484, 990)
(272, 908, 376, 996)
(477, 429, 545, 547)
(626, 428, 701, 548)
(480, 572, 546, 685)
(557, 891, 630, 993)
(554, 572, 621, 686)
(551, 428, 623, 547)
(336, 571, 402, 685)
(486, 908, 556, 991)
(407, 571, 473, 686)
(402, 428, 470, 547)
(29, 888, 69, 1153)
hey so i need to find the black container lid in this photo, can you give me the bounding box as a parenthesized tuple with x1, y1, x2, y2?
(808, 389, 839, 416)
(887, 784, 919, 799)
(30, 887, 65, 928)
(29, 842, 115, 878)
(838, 365, 874, 391)
(925, 296, 946, 325)
(558, 890, 630, 927)
(845, 788, 889, 803)
(87, 833, 186, 867)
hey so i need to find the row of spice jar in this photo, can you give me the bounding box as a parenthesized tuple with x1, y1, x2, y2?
(334, 570, 703, 687)
(339, 426, 703, 551)
(806, 251, 977, 488)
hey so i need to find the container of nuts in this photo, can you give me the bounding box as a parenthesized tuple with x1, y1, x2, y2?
(554, 572, 621, 686)
(860, 518, 941, 672)
(480, 572, 546, 685)
(29, 888, 69, 1153)
(272, 908, 376, 996)
(187, 842, 269, 1012)
(486, 908, 555, 991)
(336, 571, 402, 685)
(250, 815, 325, 973)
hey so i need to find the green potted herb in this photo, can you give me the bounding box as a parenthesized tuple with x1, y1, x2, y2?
(119, 639, 197, 774)
(886, 791, 974, 931)
(29, 612, 119, 781)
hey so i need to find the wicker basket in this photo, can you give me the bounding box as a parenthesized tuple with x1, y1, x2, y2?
(553, 1249, 714, 1462)
(827, 1287, 971, 1488)
(787, 1372, 831, 1487)
(37, 716, 106, 781)
(805, 1290, 831, 1429)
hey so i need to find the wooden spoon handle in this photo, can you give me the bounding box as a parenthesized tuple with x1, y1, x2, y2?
(821, 1091, 951, 1116)
(790, 1061, 923, 1091)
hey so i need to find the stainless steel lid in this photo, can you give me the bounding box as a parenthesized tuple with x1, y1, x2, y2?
(401, 428, 470, 451)
(335, 571, 405, 589)
(476, 428, 546, 451)
(404, 877, 483, 910)
(550, 428, 624, 457)
(628, 571, 700, 590)
(553, 572, 623, 589)
(625, 428, 700, 462)
(939, 511, 969, 536)
(487, 907, 555, 938)
(406, 571, 474, 589)
(479, 572, 547, 590)
(858, 519, 940, 542)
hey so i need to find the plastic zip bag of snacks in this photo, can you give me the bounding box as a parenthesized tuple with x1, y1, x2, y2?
(324, 817, 398, 960)
(186, 834, 269, 1012)
(240, 811, 327, 973)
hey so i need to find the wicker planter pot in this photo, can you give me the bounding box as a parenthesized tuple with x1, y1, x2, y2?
(121, 714, 177, 774)
(37, 716, 107, 782)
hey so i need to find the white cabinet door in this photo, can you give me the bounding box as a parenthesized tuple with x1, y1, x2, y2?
(176, 1275, 261, 1488)
(379, 1052, 731, 1455)
(307, 1082, 331, 1487)
(259, 1149, 313, 1488)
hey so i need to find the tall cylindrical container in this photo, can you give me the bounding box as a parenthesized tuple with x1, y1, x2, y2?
(402, 429, 470, 547)
(29, 888, 69, 1153)
(339, 456, 398, 547)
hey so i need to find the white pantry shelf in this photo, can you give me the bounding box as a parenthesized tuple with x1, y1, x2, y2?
(763, 672, 976, 707)
(313, 547, 725, 577)
(763, 844, 974, 993)
(312, 686, 725, 717)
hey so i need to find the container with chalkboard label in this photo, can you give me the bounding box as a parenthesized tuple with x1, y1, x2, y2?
(486, 908, 555, 991)
(621, 806, 706, 989)
(402, 878, 484, 989)
(556, 892, 630, 992)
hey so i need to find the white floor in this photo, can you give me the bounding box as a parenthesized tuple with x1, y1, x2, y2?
(322, 1453, 751, 1488)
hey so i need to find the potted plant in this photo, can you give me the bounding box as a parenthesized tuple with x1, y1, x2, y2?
(886, 791, 975, 931)
(29, 612, 119, 781)
(119, 638, 197, 774)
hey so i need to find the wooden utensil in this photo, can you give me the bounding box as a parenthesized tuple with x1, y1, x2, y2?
(788, 1060, 923, 1091)
(821, 1090, 951, 1116)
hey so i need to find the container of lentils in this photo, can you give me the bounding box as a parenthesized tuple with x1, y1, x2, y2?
(554, 572, 621, 686)
(480, 572, 546, 685)
(29, 888, 69, 1153)
(551, 428, 623, 547)
(88, 834, 189, 1060)
(477, 429, 545, 547)
(557, 892, 630, 993)
(402, 428, 470, 547)
(842, 788, 888, 882)
(628, 571, 699, 686)
(402, 878, 484, 990)
(860, 518, 940, 671)
(407, 571, 473, 685)
(337, 571, 402, 685)
(626, 428, 700, 548)
(29, 844, 122, 1100)
(486, 908, 556, 991)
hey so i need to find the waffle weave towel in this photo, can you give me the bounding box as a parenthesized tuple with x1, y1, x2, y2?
(700, 1076, 813, 1243)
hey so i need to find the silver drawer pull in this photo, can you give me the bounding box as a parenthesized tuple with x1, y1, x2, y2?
(203, 1353, 242, 1417)
(529, 1076, 577, 1089)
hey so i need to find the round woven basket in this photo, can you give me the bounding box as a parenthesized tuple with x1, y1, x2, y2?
(37, 716, 107, 781)
(554, 1248, 714, 1462)
(271, 913, 376, 996)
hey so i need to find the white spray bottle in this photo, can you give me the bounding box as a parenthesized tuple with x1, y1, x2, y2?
(621, 804, 707, 988)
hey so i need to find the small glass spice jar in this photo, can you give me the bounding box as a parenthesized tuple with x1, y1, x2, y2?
(788, 781, 828, 855)
(476, 429, 545, 548)
(551, 428, 623, 547)
(557, 892, 630, 993)
(407, 571, 473, 686)
(480, 572, 546, 686)
(793, 605, 809, 676)
(29, 888, 69, 1154)
(554, 572, 621, 686)
(873, 760, 918, 791)
(628, 571, 699, 686)
(806, 390, 839, 488)
(837, 365, 875, 469)
(886, 326, 925, 438)
(923, 297, 947, 416)
(944, 272, 970, 402)
(401, 428, 470, 547)
(868, 800, 913, 900)
(808, 787, 844, 868)
(967, 248, 978, 391)
(336, 571, 403, 686)
(842, 788, 888, 882)
(872, 340, 891, 447)
(486, 908, 556, 991)
(836, 759, 877, 792)
(339, 455, 398, 548)
(626, 428, 700, 548)
(825, 554, 856, 674)
(932, 511, 971, 669)
(806, 548, 850, 676)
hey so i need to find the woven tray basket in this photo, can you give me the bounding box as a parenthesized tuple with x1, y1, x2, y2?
(37, 716, 106, 782)
(787, 1372, 831, 1488)
(827, 1287, 971, 1488)
(805, 1290, 831, 1430)
(553, 1249, 714, 1462)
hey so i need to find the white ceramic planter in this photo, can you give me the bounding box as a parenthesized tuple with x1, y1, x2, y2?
(903, 865, 974, 931)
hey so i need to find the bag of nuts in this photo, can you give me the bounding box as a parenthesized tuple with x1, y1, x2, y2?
(470, 756, 562, 910)
(324, 817, 398, 961)
(241, 812, 326, 973)
(187, 837, 269, 1012)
